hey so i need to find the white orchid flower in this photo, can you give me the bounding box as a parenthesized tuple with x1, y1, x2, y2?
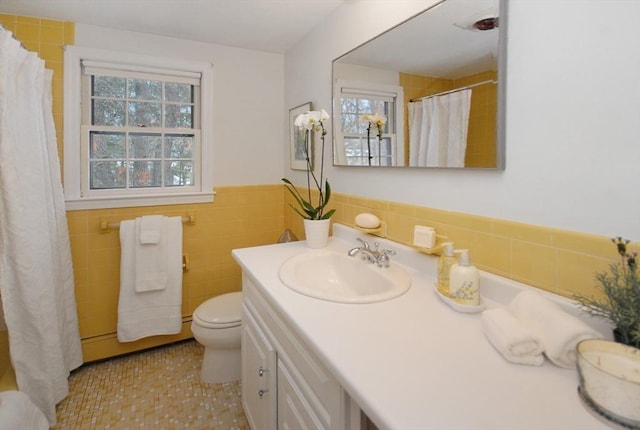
(294, 112, 312, 130)
(295, 110, 329, 131)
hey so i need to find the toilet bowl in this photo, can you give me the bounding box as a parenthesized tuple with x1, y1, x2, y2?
(191, 292, 243, 383)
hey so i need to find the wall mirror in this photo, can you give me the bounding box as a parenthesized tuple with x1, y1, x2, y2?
(332, 0, 506, 169)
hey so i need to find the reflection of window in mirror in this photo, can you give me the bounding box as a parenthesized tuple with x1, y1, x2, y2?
(333, 80, 404, 166)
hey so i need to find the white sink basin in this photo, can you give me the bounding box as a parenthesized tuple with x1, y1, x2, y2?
(278, 250, 411, 303)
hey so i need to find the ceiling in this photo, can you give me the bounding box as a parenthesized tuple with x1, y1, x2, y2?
(0, 0, 346, 53)
(336, 0, 499, 79)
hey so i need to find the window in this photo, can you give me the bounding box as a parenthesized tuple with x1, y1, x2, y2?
(64, 46, 214, 209)
(333, 80, 403, 166)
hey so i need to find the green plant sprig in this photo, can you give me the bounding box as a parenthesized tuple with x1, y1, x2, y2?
(575, 237, 640, 348)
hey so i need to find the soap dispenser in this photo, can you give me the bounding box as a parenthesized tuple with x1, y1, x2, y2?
(449, 249, 480, 306)
(437, 242, 456, 296)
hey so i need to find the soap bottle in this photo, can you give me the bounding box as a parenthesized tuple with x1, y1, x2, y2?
(449, 249, 480, 306)
(437, 242, 456, 296)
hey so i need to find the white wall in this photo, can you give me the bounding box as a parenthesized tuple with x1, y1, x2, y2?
(75, 24, 285, 186)
(284, 0, 640, 239)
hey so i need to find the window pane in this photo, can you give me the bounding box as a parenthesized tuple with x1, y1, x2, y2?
(165, 134, 194, 158)
(129, 133, 162, 158)
(90, 132, 126, 158)
(129, 160, 162, 188)
(165, 82, 193, 103)
(164, 161, 193, 186)
(344, 137, 364, 156)
(380, 138, 391, 155)
(165, 104, 193, 128)
(357, 99, 372, 111)
(92, 99, 126, 126)
(128, 79, 162, 101)
(341, 113, 360, 134)
(90, 161, 127, 189)
(370, 100, 386, 115)
(82, 66, 204, 198)
(128, 101, 161, 127)
(340, 97, 358, 114)
(92, 76, 125, 98)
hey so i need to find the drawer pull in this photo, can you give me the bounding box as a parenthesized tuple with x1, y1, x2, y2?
(258, 366, 269, 377)
(258, 389, 268, 399)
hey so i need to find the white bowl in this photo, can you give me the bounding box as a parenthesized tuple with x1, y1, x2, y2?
(576, 339, 640, 428)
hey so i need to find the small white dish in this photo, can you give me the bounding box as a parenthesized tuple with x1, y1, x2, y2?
(432, 282, 485, 313)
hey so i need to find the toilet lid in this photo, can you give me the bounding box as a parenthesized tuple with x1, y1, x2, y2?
(193, 292, 242, 329)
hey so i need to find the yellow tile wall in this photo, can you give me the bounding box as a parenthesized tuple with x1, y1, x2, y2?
(286, 190, 634, 301)
(68, 185, 284, 360)
(456, 71, 498, 168)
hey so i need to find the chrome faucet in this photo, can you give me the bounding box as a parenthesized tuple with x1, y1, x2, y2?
(348, 238, 396, 268)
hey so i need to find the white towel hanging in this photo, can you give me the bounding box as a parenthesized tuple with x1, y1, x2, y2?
(117, 216, 183, 342)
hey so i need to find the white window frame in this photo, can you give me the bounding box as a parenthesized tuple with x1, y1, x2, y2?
(64, 46, 215, 209)
(333, 79, 404, 166)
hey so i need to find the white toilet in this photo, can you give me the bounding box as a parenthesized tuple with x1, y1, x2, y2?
(191, 291, 243, 383)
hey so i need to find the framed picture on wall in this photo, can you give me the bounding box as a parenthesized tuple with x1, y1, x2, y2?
(289, 102, 312, 170)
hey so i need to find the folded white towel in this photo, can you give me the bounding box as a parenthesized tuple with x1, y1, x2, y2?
(139, 214, 163, 244)
(481, 307, 545, 366)
(134, 216, 168, 293)
(117, 216, 183, 342)
(508, 291, 602, 368)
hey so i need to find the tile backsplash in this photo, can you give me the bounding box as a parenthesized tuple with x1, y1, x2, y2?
(286, 190, 632, 300)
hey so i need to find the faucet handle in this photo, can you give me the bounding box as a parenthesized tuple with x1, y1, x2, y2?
(377, 249, 395, 268)
(356, 237, 369, 249)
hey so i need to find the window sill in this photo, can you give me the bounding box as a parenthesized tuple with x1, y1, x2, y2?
(65, 191, 215, 210)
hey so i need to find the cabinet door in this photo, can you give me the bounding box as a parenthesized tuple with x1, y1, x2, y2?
(242, 305, 277, 430)
(277, 358, 325, 430)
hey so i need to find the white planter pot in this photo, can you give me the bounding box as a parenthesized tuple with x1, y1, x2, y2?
(303, 219, 331, 249)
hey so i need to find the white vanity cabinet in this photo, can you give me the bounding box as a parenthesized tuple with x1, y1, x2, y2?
(241, 303, 277, 430)
(241, 273, 354, 430)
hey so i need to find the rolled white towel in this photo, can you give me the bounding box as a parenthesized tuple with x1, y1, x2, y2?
(508, 291, 603, 368)
(481, 307, 545, 366)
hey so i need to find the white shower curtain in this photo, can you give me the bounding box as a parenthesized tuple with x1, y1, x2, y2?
(408, 89, 472, 167)
(0, 27, 83, 426)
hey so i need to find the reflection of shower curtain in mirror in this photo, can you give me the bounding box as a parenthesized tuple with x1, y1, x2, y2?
(408, 89, 471, 167)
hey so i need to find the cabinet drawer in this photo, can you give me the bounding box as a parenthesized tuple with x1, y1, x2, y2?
(241, 305, 277, 430)
(278, 359, 325, 430)
(243, 274, 343, 429)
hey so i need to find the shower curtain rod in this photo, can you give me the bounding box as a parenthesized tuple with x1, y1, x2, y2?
(410, 79, 497, 102)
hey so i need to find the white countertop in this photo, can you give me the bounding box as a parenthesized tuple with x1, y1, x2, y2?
(232, 224, 614, 430)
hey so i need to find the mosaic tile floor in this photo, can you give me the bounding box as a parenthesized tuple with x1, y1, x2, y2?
(52, 340, 249, 429)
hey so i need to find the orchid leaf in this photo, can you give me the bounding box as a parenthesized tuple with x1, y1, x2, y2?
(320, 209, 335, 220)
